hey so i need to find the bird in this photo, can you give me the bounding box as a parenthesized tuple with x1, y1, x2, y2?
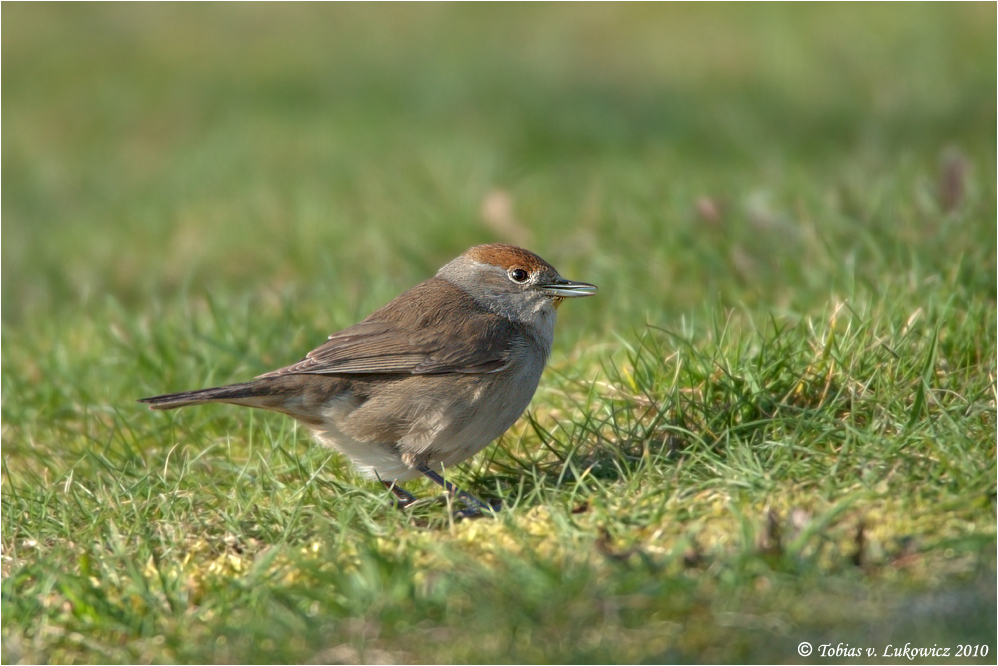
(139, 244, 596, 515)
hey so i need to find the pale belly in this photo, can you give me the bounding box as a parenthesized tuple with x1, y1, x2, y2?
(308, 357, 546, 482)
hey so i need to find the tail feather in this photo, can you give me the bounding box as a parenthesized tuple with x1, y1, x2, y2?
(138, 381, 269, 410)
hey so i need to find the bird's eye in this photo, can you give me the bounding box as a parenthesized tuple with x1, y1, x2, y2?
(509, 268, 530, 283)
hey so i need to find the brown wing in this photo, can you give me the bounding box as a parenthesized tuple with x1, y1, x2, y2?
(257, 278, 522, 378)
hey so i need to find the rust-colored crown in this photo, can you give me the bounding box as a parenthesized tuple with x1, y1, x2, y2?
(462, 244, 556, 272)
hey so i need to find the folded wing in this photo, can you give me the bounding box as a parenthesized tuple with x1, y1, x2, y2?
(258, 278, 522, 378)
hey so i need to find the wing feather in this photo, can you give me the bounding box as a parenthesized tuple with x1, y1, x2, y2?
(257, 279, 521, 378)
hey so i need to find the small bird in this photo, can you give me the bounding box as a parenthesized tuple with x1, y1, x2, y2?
(139, 244, 596, 515)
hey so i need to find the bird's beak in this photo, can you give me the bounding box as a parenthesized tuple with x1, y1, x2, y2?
(537, 277, 598, 299)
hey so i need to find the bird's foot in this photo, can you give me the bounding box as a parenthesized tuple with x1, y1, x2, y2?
(381, 479, 419, 510)
(417, 465, 499, 518)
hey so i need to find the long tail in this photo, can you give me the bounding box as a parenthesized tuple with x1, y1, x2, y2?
(138, 381, 274, 410)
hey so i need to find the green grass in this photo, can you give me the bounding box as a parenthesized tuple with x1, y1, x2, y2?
(3, 4, 996, 663)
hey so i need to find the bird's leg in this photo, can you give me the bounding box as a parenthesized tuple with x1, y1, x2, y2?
(381, 479, 418, 510)
(417, 465, 496, 517)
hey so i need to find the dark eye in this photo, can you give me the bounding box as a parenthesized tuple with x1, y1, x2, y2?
(509, 267, 530, 283)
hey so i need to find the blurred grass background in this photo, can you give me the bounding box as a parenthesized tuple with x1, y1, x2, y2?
(2, 3, 996, 664)
(5, 4, 993, 326)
